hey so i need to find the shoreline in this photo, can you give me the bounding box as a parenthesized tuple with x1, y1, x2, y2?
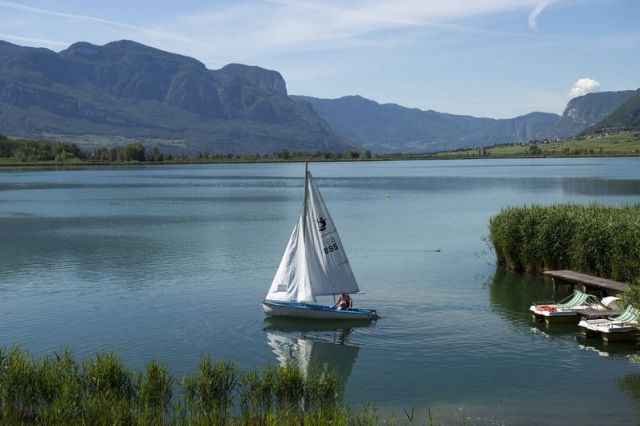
(2, 152, 640, 168)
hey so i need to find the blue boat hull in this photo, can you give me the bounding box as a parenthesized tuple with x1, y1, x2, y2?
(263, 300, 377, 320)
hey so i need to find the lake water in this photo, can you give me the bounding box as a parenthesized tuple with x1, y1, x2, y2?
(2, 158, 640, 424)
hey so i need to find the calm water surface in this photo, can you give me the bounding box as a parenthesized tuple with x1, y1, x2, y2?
(2, 158, 640, 424)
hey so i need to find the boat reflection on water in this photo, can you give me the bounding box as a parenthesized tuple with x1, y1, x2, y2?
(530, 322, 578, 338)
(262, 318, 373, 386)
(489, 268, 572, 327)
(489, 270, 640, 364)
(576, 335, 640, 359)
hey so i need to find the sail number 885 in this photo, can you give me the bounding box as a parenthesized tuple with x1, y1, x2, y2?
(323, 243, 339, 254)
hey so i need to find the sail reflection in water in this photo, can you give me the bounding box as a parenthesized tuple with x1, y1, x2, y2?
(263, 318, 372, 386)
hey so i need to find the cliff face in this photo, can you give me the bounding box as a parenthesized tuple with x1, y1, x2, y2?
(588, 89, 640, 133)
(552, 90, 635, 137)
(0, 40, 348, 154)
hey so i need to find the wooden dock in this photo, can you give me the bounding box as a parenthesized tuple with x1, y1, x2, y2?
(544, 270, 628, 294)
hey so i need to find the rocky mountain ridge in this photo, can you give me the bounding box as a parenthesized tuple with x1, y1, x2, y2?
(0, 40, 347, 154)
(0, 39, 636, 154)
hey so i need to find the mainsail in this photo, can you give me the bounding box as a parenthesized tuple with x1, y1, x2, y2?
(266, 167, 360, 303)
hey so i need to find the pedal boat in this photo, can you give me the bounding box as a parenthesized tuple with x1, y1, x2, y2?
(529, 290, 601, 325)
(578, 305, 640, 342)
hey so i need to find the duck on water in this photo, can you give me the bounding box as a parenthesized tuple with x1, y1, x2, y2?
(262, 163, 378, 321)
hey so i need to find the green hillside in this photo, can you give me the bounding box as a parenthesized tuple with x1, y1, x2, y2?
(430, 132, 640, 158)
(589, 89, 640, 133)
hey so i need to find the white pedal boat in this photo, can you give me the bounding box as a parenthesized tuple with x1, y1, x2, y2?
(529, 290, 602, 324)
(578, 304, 640, 342)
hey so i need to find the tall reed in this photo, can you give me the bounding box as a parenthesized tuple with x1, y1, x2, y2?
(489, 203, 640, 282)
(0, 346, 385, 425)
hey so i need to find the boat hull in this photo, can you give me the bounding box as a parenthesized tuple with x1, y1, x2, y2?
(263, 300, 377, 320)
(578, 319, 640, 342)
(529, 305, 580, 324)
(602, 330, 639, 342)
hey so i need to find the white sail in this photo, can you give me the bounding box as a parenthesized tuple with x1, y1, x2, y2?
(266, 169, 360, 303)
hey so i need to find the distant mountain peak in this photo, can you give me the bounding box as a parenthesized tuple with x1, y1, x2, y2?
(340, 95, 371, 102)
(218, 63, 288, 97)
(61, 39, 206, 69)
(60, 41, 100, 57)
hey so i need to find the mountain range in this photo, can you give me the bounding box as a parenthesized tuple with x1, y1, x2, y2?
(0, 40, 347, 154)
(0, 39, 637, 154)
(293, 90, 635, 152)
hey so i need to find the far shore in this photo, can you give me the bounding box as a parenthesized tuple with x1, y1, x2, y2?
(2, 131, 639, 168)
(2, 152, 640, 168)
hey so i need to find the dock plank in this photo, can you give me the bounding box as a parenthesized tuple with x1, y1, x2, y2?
(544, 270, 628, 293)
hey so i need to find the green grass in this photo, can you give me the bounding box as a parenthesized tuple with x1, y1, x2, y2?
(0, 346, 460, 425)
(489, 204, 640, 282)
(432, 131, 640, 159)
(0, 346, 358, 425)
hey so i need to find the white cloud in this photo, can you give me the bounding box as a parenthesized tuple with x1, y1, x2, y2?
(568, 78, 600, 98)
(0, 0, 563, 61)
(0, 0, 194, 44)
(528, 0, 550, 31)
(0, 0, 561, 57)
(156, 0, 555, 64)
(0, 32, 68, 48)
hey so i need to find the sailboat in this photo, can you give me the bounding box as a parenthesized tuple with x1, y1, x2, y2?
(263, 163, 378, 320)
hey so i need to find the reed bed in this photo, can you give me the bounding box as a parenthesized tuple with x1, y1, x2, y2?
(489, 204, 640, 282)
(0, 346, 388, 425)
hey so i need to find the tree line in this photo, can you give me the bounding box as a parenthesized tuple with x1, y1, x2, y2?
(0, 135, 376, 164)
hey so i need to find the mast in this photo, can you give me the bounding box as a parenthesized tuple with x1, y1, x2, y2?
(302, 161, 311, 301)
(302, 161, 309, 235)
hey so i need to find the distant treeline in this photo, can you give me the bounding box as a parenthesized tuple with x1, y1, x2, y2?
(0, 135, 155, 163)
(489, 204, 640, 283)
(0, 135, 375, 164)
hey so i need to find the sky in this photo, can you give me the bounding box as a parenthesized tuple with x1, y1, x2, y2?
(0, 0, 638, 118)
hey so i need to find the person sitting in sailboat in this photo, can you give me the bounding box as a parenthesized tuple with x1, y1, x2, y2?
(333, 293, 353, 310)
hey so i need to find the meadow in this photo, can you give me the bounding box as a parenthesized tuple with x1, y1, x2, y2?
(432, 132, 640, 159)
